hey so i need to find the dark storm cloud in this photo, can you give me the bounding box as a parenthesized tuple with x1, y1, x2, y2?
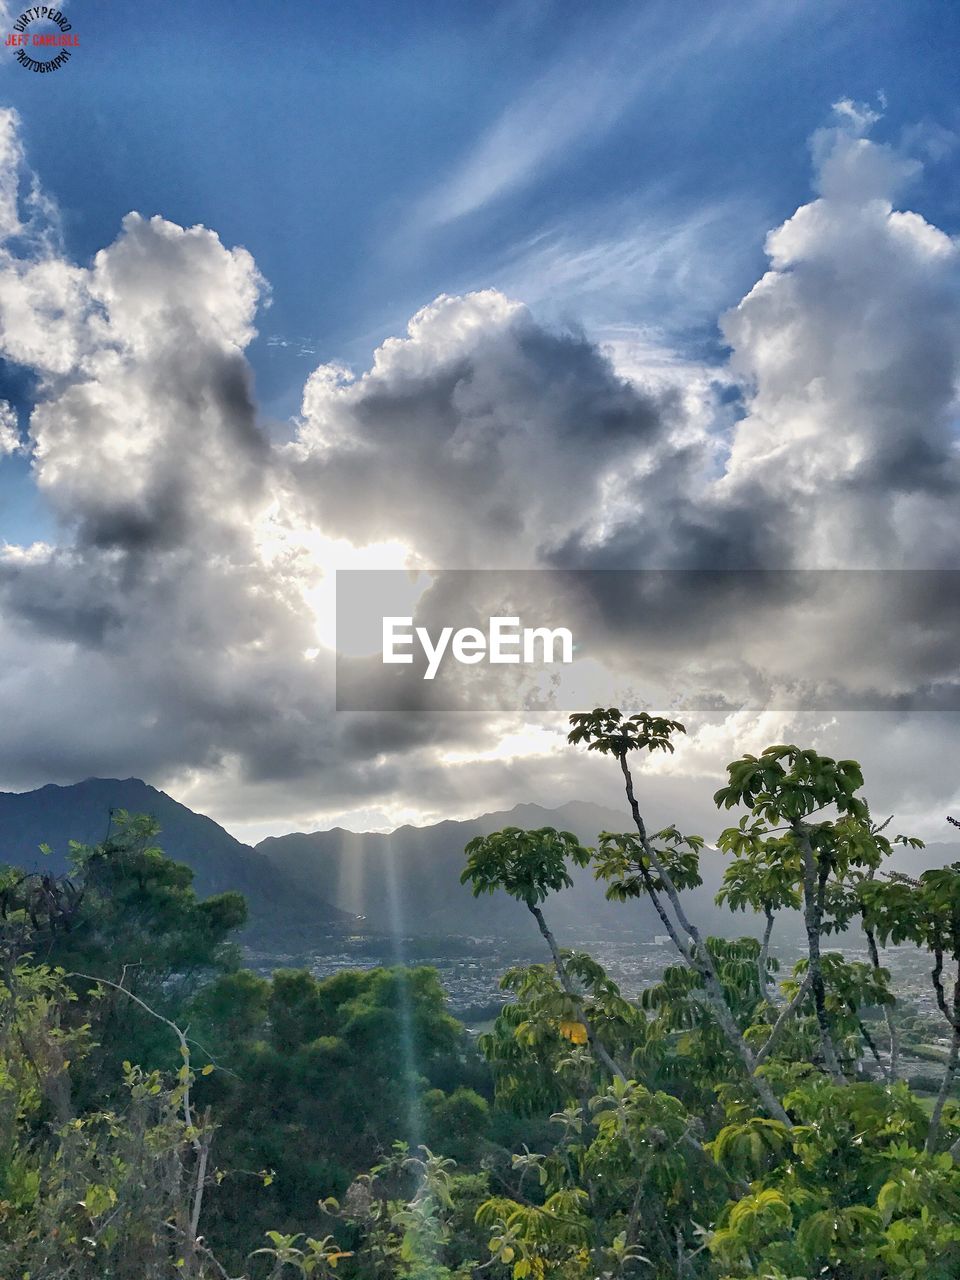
(287, 290, 680, 568)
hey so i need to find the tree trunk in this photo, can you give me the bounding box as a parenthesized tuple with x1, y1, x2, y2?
(926, 965, 960, 1155)
(865, 927, 898, 1080)
(926, 1025, 960, 1155)
(758, 907, 775, 1003)
(528, 902, 627, 1083)
(618, 753, 793, 1128)
(796, 828, 844, 1082)
(862, 866, 899, 1079)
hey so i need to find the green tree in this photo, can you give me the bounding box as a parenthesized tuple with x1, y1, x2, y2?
(861, 858, 960, 1155)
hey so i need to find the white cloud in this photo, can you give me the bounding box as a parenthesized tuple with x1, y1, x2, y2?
(26, 213, 268, 546)
(718, 99, 960, 568)
(0, 399, 19, 454)
(0, 107, 23, 243)
(287, 287, 685, 568)
(0, 101, 958, 841)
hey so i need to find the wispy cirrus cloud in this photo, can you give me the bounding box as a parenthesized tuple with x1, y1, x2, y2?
(490, 195, 765, 336)
(419, 48, 640, 229)
(415, 0, 800, 230)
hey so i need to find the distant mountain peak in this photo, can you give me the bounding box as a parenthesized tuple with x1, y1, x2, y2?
(0, 776, 350, 934)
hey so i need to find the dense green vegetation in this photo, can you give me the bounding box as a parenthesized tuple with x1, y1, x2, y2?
(1, 709, 959, 1278)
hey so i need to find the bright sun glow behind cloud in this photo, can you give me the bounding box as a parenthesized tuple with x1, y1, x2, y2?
(253, 508, 419, 654)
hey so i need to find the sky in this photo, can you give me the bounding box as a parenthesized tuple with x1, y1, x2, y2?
(0, 0, 959, 845)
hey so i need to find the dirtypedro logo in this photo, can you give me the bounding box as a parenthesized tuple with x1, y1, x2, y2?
(6, 7, 77, 72)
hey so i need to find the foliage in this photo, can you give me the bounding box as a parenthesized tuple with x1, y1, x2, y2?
(1, 709, 959, 1280)
(462, 828, 591, 908)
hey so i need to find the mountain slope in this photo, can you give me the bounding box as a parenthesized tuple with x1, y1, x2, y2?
(0, 778, 350, 933)
(1, 780, 951, 946)
(257, 800, 750, 938)
(257, 802, 960, 940)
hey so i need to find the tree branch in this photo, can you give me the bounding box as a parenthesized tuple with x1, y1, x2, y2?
(755, 974, 812, 1067)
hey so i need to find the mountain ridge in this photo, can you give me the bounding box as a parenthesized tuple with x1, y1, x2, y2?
(0, 776, 351, 935)
(0, 778, 954, 943)
(255, 801, 960, 939)
(256, 799, 750, 938)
